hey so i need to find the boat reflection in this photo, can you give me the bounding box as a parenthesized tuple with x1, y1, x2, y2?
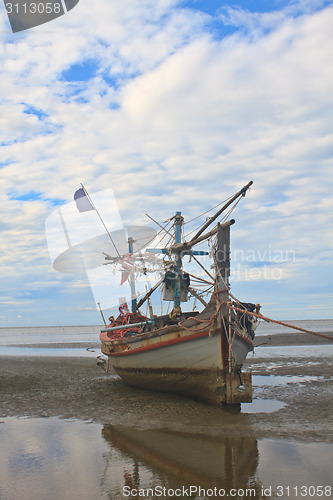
(102, 425, 263, 499)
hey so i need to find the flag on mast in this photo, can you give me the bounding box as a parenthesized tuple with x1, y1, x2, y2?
(74, 188, 94, 212)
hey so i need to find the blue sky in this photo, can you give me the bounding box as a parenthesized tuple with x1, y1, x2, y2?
(0, 0, 332, 326)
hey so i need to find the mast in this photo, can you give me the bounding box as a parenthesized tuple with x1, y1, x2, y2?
(215, 218, 233, 393)
(128, 237, 137, 313)
(146, 188, 245, 314)
(170, 219, 235, 253)
(215, 222, 231, 302)
(173, 212, 184, 309)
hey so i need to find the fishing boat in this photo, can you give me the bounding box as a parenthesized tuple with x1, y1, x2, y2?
(100, 181, 260, 405)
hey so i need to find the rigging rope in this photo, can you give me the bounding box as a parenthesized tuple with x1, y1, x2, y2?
(227, 304, 333, 342)
(214, 261, 332, 342)
(184, 194, 234, 225)
(183, 195, 242, 241)
(153, 221, 174, 249)
(146, 213, 174, 239)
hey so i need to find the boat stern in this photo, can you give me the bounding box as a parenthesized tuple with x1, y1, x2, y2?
(223, 371, 252, 404)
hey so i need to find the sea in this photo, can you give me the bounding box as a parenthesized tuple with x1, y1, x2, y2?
(0, 319, 332, 351)
(0, 320, 332, 500)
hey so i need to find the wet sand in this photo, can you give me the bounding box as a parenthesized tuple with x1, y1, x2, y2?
(0, 334, 332, 444)
(254, 331, 333, 346)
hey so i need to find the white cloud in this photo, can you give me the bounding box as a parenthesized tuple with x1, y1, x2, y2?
(0, 1, 332, 324)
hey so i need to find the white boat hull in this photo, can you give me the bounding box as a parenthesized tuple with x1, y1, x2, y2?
(101, 323, 253, 405)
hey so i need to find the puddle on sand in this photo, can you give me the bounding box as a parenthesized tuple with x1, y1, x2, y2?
(252, 344, 333, 359)
(240, 374, 323, 413)
(0, 346, 98, 357)
(253, 374, 327, 387)
(241, 398, 286, 414)
(250, 360, 323, 372)
(0, 417, 331, 500)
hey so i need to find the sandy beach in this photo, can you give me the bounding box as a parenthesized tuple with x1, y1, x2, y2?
(1, 333, 332, 444)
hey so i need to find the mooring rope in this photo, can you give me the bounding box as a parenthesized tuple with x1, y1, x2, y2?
(212, 265, 333, 342)
(227, 304, 333, 342)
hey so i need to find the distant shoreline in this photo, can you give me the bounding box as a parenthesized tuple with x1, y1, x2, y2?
(1, 331, 332, 350)
(0, 318, 332, 331)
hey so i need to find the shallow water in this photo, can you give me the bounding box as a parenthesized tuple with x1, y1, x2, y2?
(252, 344, 333, 358)
(1, 343, 333, 359)
(0, 325, 101, 346)
(0, 324, 332, 499)
(241, 398, 286, 413)
(0, 319, 332, 345)
(0, 346, 98, 357)
(0, 417, 331, 500)
(252, 374, 330, 386)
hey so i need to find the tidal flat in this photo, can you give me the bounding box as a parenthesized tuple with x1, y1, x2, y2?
(0, 330, 332, 499)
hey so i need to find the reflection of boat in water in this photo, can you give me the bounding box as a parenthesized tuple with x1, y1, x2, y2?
(100, 182, 260, 405)
(101, 425, 261, 498)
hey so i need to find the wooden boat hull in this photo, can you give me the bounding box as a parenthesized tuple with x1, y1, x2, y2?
(101, 324, 253, 405)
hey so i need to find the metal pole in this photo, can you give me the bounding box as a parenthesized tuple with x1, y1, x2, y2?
(174, 212, 183, 309)
(81, 183, 121, 258)
(101, 320, 153, 333)
(97, 302, 107, 327)
(128, 237, 137, 313)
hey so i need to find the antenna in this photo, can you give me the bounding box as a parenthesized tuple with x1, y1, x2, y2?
(81, 183, 121, 258)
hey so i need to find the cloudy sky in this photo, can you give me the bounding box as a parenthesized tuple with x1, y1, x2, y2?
(0, 0, 332, 326)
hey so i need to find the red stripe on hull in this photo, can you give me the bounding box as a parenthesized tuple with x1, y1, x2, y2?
(102, 330, 210, 357)
(101, 329, 253, 359)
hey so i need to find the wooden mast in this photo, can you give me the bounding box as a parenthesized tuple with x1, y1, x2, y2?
(173, 211, 184, 310)
(128, 237, 137, 313)
(215, 222, 232, 373)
